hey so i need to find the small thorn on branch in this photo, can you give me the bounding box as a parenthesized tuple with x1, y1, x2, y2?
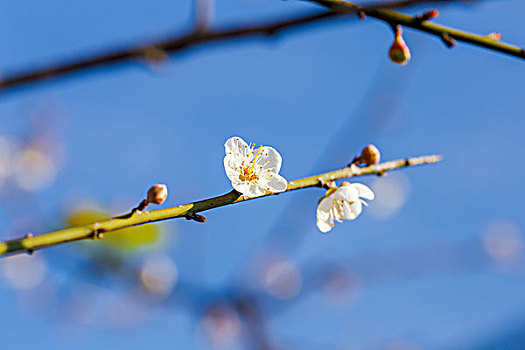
(442, 33, 457, 48)
(90, 224, 105, 240)
(186, 212, 207, 223)
(25, 233, 34, 255)
(317, 178, 336, 190)
(416, 9, 439, 22)
(137, 46, 168, 64)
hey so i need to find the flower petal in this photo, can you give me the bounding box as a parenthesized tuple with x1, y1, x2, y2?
(318, 198, 333, 218)
(232, 181, 250, 196)
(352, 183, 375, 200)
(335, 186, 359, 202)
(350, 200, 363, 220)
(255, 146, 282, 173)
(316, 197, 335, 233)
(224, 155, 240, 181)
(261, 173, 287, 193)
(225, 136, 248, 154)
(316, 217, 333, 233)
(243, 183, 266, 199)
(317, 198, 331, 218)
(225, 136, 251, 162)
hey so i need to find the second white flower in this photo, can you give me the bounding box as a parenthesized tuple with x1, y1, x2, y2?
(316, 182, 375, 233)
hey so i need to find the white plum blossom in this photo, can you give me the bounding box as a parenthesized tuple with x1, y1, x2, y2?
(316, 182, 374, 233)
(224, 136, 287, 199)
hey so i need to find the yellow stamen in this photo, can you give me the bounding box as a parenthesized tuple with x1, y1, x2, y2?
(247, 145, 263, 175)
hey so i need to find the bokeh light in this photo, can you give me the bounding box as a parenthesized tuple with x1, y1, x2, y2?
(483, 219, 523, 262)
(320, 264, 361, 307)
(14, 148, 58, 191)
(369, 172, 410, 220)
(139, 254, 178, 298)
(1, 253, 47, 290)
(200, 302, 243, 349)
(264, 258, 302, 300)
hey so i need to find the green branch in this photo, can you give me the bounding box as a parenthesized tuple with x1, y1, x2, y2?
(0, 154, 442, 256)
(308, 0, 525, 60)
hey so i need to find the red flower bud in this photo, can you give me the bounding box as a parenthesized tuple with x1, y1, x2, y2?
(389, 28, 411, 65)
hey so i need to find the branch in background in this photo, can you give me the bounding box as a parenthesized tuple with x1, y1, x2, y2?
(194, 0, 215, 31)
(0, 0, 522, 93)
(0, 154, 441, 256)
(0, 10, 343, 92)
(309, 0, 525, 59)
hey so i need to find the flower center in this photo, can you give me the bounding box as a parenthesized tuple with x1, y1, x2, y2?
(239, 145, 263, 182)
(332, 199, 345, 221)
(331, 198, 354, 221)
(247, 145, 263, 175)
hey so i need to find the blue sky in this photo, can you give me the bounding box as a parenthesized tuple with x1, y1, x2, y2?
(0, 0, 524, 349)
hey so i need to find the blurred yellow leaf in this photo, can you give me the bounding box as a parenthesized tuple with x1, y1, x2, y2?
(66, 207, 160, 251)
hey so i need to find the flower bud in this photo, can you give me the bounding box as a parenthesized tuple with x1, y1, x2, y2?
(147, 184, 168, 205)
(360, 144, 381, 165)
(389, 28, 411, 65)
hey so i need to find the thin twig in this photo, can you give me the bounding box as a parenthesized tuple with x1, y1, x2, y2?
(0, 154, 441, 256)
(1, 0, 519, 93)
(0, 10, 334, 92)
(308, 0, 525, 59)
(194, 0, 215, 31)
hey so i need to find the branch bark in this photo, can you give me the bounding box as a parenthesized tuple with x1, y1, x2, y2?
(0, 154, 442, 256)
(0, 0, 521, 93)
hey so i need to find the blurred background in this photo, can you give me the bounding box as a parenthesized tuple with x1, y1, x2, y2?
(0, 0, 524, 349)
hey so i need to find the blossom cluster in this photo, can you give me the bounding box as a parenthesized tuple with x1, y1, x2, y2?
(223, 136, 375, 233)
